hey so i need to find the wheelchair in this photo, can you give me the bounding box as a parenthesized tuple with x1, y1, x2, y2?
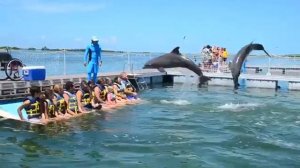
(0, 51, 24, 81)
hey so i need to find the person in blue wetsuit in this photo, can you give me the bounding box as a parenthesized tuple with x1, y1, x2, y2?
(84, 36, 102, 83)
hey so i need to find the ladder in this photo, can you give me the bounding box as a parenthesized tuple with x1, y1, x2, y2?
(128, 76, 148, 92)
(124, 52, 149, 91)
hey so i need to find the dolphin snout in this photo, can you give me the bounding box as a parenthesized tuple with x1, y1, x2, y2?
(199, 75, 210, 84)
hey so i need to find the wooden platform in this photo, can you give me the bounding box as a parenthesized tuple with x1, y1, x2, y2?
(0, 69, 165, 101)
(164, 67, 300, 90)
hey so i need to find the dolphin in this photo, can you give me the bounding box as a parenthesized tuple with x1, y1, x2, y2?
(230, 43, 271, 89)
(143, 47, 210, 85)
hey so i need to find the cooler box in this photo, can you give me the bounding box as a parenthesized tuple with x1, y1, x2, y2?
(22, 66, 46, 81)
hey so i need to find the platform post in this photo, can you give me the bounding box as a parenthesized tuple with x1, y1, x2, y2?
(266, 57, 271, 76)
(63, 49, 66, 75)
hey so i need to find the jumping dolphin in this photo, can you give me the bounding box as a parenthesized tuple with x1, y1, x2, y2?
(231, 43, 271, 89)
(143, 47, 210, 85)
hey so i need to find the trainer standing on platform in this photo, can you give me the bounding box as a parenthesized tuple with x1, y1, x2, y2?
(84, 36, 102, 83)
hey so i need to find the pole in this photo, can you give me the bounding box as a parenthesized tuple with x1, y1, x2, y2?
(63, 49, 66, 75)
(217, 57, 221, 73)
(266, 56, 271, 76)
(126, 52, 131, 73)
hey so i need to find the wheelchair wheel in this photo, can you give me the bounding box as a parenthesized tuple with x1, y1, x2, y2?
(5, 58, 24, 81)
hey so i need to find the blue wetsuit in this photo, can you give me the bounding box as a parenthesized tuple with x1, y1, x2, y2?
(84, 43, 101, 83)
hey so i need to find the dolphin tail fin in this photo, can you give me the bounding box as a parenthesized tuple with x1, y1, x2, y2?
(199, 75, 210, 85)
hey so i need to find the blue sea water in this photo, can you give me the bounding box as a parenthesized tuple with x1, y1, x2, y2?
(1, 85, 300, 167)
(0, 50, 300, 167)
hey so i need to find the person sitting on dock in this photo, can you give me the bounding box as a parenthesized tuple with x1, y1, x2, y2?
(17, 86, 46, 122)
(95, 77, 119, 110)
(112, 77, 128, 104)
(106, 86, 117, 106)
(88, 80, 104, 105)
(94, 78, 107, 103)
(53, 84, 68, 118)
(119, 72, 138, 100)
(76, 80, 101, 112)
(44, 89, 60, 119)
(63, 81, 80, 115)
(38, 92, 49, 120)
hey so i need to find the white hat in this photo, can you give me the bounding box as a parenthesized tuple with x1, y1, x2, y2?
(91, 36, 99, 41)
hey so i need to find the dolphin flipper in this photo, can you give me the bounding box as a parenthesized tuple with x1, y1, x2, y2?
(158, 67, 166, 73)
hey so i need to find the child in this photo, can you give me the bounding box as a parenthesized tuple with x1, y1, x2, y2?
(17, 86, 46, 122)
(112, 77, 127, 105)
(87, 80, 103, 109)
(44, 89, 59, 119)
(106, 86, 117, 106)
(53, 84, 68, 118)
(94, 78, 107, 103)
(77, 80, 101, 112)
(63, 81, 79, 116)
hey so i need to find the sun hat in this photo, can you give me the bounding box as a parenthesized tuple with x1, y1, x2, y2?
(91, 36, 99, 41)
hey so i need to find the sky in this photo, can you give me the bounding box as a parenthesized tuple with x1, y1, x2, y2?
(0, 0, 299, 54)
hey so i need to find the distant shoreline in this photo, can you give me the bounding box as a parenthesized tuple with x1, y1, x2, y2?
(0, 46, 151, 54)
(1, 46, 300, 57)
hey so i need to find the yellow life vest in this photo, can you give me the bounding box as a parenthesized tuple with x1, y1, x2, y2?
(64, 91, 78, 113)
(46, 99, 55, 117)
(113, 83, 126, 98)
(100, 89, 107, 101)
(24, 96, 41, 119)
(80, 89, 91, 106)
(54, 93, 66, 113)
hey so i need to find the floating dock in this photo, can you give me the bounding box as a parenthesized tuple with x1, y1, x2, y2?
(0, 69, 166, 101)
(166, 67, 300, 90)
(1, 68, 300, 101)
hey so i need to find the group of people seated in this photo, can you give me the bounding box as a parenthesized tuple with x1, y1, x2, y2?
(17, 72, 139, 123)
(201, 45, 228, 69)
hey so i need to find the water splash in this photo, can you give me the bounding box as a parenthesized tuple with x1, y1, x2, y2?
(217, 102, 261, 112)
(160, 99, 191, 106)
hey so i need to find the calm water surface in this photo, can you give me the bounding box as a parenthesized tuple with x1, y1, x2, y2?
(1, 84, 300, 167)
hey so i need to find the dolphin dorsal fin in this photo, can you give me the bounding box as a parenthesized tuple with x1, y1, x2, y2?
(170, 47, 181, 55)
